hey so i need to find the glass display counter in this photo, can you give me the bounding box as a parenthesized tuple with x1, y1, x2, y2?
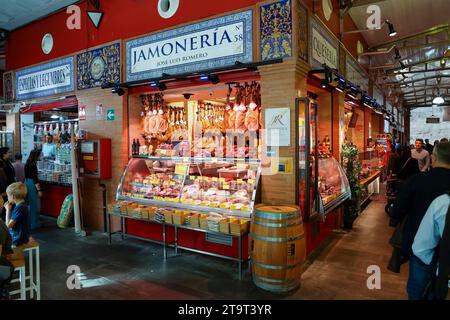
(116, 156, 261, 219)
(316, 156, 351, 214)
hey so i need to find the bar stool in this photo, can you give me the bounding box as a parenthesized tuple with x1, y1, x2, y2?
(20, 238, 41, 300)
(7, 251, 26, 300)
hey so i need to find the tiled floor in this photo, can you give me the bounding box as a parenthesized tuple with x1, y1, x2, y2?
(28, 190, 409, 300)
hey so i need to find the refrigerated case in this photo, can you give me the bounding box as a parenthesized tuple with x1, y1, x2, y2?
(297, 98, 351, 220)
(0, 131, 14, 154)
(116, 156, 261, 219)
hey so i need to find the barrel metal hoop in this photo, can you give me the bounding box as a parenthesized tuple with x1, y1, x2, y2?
(254, 274, 301, 284)
(253, 220, 303, 228)
(253, 278, 300, 292)
(249, 233, 305, 243)
(253, 261, 301, 270)
(254, 211, 299, 220)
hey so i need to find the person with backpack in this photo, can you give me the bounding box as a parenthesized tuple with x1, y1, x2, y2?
(412, 192, 450, 300)
(390, 141, 450, 299)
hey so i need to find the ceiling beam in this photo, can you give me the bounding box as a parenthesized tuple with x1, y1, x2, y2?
(388, 67, 450, 75)
(371, 24, 449, 50)
(385, 56, 445, 73)
(385, 75, 450, 86)
(351, 0, 388, 7)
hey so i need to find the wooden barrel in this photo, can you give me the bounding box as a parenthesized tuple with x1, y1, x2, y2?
(250, 204, 306, 293)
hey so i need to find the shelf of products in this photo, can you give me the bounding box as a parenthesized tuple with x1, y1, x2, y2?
(316, 156, 351, 214)
(116, 156, 261, 219)
(37, 144, 73, 186)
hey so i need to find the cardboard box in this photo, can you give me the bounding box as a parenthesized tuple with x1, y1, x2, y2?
(164, 211, 173, 224)
(230, 219, 250, 235)
(219, 218, 230, 234)
(199, 214, 209, 230)
(190, 214, 200, 228)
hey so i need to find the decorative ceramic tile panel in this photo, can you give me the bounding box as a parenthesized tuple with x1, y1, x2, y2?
(297, 1, 308, 63)
(3, 71, 15, 103)
(77, 42, 121, 90)
(260, 0, 293, 61)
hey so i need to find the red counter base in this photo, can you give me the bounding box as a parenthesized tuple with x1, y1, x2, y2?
(126, 219, 249, 259)
(40, 182, 72, 218)
(304, 212, 338, 256)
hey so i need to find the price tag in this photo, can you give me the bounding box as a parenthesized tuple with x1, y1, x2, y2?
(212, 177, 218, 182)
(223, 184, 230, 190)
(211, 158, 218, 163)
(170, 181, 176, 186)
(134, 179, 141, 183)
(219, 178, 226, 182)
(241, 206, 249, 212)
(230, 204, 238, 210)
(237, 179, 243, 184)
(151, 180, 159, 185)
(237, 163, 247, 169)
(175, 163, 189, 175)
(248, 179, 255, 184)
(163, 181, 170, 186)
(143, 180, 149, 185)
(159, 149, 167, 155)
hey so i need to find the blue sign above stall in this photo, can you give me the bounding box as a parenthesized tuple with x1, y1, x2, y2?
(77, 42, 121, 90)
(15, 56, 74, 101)
(125, 10, 253, 82)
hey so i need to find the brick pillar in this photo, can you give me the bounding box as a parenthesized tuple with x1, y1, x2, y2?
(258, 60, 308, 205)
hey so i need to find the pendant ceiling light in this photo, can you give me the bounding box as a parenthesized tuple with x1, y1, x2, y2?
(433, 96, 445, 105)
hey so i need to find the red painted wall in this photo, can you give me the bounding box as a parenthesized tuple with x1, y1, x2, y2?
(6, 0, 262, 71)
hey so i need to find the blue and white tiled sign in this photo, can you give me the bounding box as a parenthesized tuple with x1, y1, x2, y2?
(125, 10, 253, 82)
(15, 56, 75, 101)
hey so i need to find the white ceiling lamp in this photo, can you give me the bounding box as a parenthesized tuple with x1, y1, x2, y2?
(322, 0, 333, 21)
(41, 33, 53, 54)
(158, 0, 179, 19)
(433, 95, 445, 105)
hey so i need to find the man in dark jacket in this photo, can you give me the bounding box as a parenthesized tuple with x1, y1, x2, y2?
(391, 141, 450, 299)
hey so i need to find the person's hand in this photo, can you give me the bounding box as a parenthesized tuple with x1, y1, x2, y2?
(4, 201, 12, 211)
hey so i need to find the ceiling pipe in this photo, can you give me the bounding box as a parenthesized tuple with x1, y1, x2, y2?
(370, 24, 449, 50)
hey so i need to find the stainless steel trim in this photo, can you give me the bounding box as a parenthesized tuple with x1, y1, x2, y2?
(254, 211, 299, 220)
(249, 233, 305, 243)
(253, 261, 301, 270)
(253, 220, 303, 228)
(254, 274, 300, 284)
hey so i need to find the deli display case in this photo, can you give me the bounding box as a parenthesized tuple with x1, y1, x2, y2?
(116, 156, 261, 219)
(316, 156, 351, 214)
(297, 97, 351, 220)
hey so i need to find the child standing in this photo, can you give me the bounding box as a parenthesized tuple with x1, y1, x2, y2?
(4, 182, 29, 247)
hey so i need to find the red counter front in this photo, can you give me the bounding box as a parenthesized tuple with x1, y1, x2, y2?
(40, 182, 72, 218)
(126, 219, 249, 259)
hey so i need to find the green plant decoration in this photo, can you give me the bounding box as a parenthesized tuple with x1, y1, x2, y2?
(342, 144, 363, 229)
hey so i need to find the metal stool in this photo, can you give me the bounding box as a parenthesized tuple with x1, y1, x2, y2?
(8, 252, 26, 300)
(20, 238, 41, 300)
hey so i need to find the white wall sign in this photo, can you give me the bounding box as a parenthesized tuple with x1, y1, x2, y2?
(20, 114, 35, 163)
(310, 18, 338, 69)
(15, 56, 74, 101)
(125, 11, 253, 81)
(265, 108, 291, 147)
(96, 104, 105, 120)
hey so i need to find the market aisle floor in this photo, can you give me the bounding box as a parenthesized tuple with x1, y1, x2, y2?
(29, 188, 409, 300)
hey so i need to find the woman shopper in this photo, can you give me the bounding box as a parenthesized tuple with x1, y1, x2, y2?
(25, 149, 42, 230)
(0, 148, 16, 187)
